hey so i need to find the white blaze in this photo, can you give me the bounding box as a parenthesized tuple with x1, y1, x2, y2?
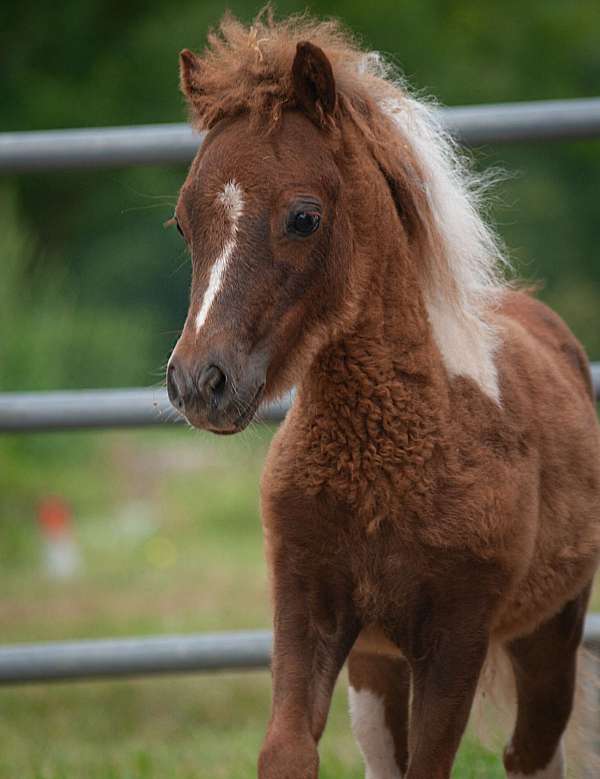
(349, 686, 403, 779)
(195, 180, 244, 333)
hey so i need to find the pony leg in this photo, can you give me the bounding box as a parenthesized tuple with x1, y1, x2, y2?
(404, 625, 489, 779)
(258, 570, 359, 779)
(347, 650, 410, 778)
(503, 583, 592, 778)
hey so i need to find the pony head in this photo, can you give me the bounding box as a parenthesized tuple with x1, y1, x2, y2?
(167, 12, 505, 433)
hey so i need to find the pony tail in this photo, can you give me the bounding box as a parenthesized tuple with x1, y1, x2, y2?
(469, 644, 516, 754)
(569, 648, 600, 778)
(470, 644, 600, 777)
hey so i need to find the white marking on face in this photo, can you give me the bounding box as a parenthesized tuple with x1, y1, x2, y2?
(195, 180, 244, 333)
(506, 739, 565, 778)
(349, 686, 403, 779)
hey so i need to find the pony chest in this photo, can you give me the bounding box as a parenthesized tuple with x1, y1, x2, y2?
(287, 428, 437, 520)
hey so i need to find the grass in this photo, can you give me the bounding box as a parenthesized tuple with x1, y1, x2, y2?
(0, 424, 575, 777)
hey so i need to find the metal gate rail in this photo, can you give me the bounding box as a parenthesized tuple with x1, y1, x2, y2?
(0, 630, 272, 684)
(1, 97, 600, 173)
(2, 619, 600, 685)
(0, 387, 291, 432)
(0, 364, 597, 433)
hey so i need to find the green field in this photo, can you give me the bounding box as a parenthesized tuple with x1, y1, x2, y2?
(1, 426, 592, 778)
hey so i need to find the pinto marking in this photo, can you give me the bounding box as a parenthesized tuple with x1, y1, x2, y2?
(378, 92, 505, 404)
(195, 180, 244, 333)
(349, 687, 403, 779)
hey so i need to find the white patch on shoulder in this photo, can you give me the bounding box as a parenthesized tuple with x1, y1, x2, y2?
(506, 740, 565, 778)
(426, 296, 501, 404)
(374, 86, 507, 404)
(349, 686, 403, 779)
(195, 180, 244, 333)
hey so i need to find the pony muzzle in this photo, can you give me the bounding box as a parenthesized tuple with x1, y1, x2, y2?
(166, 353, 265, 434)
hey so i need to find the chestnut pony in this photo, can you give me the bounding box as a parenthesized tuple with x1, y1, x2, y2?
(166, 13, 600, 779)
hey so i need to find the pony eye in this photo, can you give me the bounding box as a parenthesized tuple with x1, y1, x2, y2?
(175, 218, 185, 239)
(289, 210, 321, 237)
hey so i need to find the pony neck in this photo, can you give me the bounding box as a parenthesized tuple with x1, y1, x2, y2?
(299, 241, 450, 424)
(292, 243, 448, 516)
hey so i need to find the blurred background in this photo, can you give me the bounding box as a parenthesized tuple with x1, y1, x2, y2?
(1, 1, 599, 777)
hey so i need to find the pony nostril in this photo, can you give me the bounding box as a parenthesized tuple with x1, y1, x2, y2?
(198, 364, 227, 403)
(207, 365, 227, 394)
(167, 361, 185, 410)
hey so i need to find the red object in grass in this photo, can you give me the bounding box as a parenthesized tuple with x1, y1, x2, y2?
(38, 496, 72, 537)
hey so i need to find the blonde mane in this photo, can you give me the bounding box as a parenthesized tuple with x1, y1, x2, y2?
(183, 10, 509, 402)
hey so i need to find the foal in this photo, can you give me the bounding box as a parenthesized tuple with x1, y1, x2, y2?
(166, 14, 600, 779)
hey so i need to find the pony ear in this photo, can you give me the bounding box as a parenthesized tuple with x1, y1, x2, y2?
(179, 48, 203, 98)
(292, 41, 337, 126)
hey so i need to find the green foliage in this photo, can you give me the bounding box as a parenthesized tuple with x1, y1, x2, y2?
(0, 186, 159, 390)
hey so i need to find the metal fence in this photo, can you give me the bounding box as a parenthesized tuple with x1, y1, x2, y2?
(0, 373, 598, 432)
(0, 631, 273, 685)
(1, 96, 600, 685)
(1, 619, 600, 685)
(2, 97, 600, 173)
(0, 387, 291, 432)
